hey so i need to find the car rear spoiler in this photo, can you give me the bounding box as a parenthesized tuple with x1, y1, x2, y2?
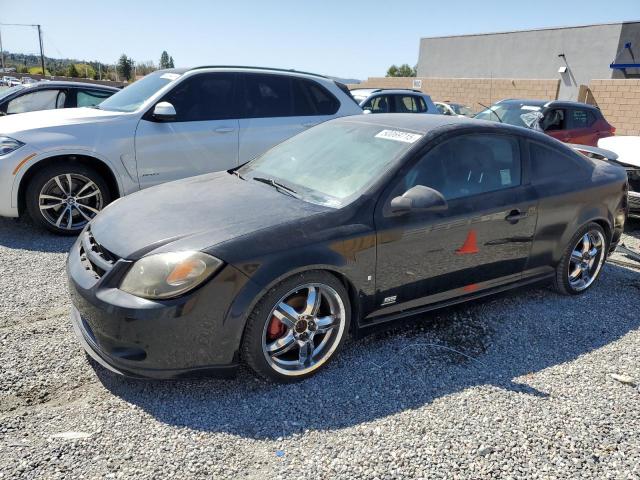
(569, 144, 618, 162)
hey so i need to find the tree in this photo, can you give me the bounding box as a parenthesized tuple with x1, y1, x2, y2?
(168, 56, 175, 68)
(159, 51, 172, 69)
(386, 64, 417, 77)
(117, 54, 133, 81)
(66, 63, 79, 77)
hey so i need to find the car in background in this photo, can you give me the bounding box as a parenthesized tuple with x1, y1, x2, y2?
(0, 66, 362, 234)
(593, 137, 640, 218)
(350, 88, 438, 114)
(21, 77, 38, 85)
(0, 81, 118, 115)
(434, 101, 474, 117)
(474, 99, 614, 147)
(67, 114, 627, 382)
(4, 76, 22, 87)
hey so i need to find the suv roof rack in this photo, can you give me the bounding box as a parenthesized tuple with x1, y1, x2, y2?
(190, 65, 329, 79)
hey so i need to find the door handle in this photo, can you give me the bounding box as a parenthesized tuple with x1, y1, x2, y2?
(302, 122, 317, 128)
(505, 209, 528, 223)
(214, 127, 235, 133)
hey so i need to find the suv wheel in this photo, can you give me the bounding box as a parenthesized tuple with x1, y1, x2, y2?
(25, 162, 111, 235)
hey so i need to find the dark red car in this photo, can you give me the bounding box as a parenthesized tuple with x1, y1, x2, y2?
(474, 99, 615, 146)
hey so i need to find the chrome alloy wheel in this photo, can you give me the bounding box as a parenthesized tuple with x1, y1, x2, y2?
(38, 174, 103, 231)
(568, 229, 606, 292)
(261, 283, 346, 377)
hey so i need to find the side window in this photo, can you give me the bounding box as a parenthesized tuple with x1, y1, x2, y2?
(568, 109, 596, 129)
(542, 108, 566, 131)
(530, 142, 586, 182)
(416, 97, 428, 113)
(77, 89, 113, 107)
(161, 73, 237, 121)
(395, 95, 419, 113)
(7, 89, 66, 114)
(291, 79, 339, 116)
(244, 74, 292, 118)
(365, 95, 390, 113)
(403, 134, 521, 200)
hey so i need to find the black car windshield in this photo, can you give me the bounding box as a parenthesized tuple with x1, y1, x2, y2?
(238, 120, 422, 207)
(98, 71, 181, 112)
(475, 103, 543, 127)
(0, 85, 24, 102)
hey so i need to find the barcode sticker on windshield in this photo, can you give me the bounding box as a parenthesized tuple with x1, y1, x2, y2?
(160, 73, 180, 80)
(375, 130, 422, 143)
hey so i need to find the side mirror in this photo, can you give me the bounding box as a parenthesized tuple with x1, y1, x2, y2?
(152, 101, 176, 121)
(390, 185, 448, 215)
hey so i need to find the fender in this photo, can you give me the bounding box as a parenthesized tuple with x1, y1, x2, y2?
(552, 204, 612, 264)
(11, 148, 135, 209)
(222, 260, 363, 354)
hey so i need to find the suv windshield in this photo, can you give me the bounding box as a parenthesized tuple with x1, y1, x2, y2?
(475, 103, 543, 127)
(98, 71, 181, 112)
(238, 120, 422, 207)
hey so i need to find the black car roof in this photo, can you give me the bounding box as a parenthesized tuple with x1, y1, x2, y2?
(337, 113, 573, 151)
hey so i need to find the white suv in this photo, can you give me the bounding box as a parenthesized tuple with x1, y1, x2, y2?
(0, 67, 362, 234)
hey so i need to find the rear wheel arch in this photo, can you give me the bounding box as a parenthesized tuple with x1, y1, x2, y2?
(18, 154, 121, 215)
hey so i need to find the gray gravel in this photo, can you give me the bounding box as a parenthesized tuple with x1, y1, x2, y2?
(1, 216, 639, 479)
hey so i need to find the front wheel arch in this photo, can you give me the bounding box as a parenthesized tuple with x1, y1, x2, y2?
(17, 154, 121, 216)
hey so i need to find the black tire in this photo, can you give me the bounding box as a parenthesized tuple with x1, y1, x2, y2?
(25, 162, 111, 235)
(553, 222, 608, 295)
(241, 270, 351, 382)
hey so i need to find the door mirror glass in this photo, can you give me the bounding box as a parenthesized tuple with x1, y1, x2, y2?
(153, 101, 176, 121)
(390, 185, 448, 214)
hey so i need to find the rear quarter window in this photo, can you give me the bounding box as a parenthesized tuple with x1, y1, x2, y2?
(530, 142, 589, 185)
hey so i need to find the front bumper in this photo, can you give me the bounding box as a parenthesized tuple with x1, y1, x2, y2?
(67, 232, 254, 379)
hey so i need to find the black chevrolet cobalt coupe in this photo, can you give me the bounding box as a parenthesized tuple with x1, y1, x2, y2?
(67, 114, 628, 382)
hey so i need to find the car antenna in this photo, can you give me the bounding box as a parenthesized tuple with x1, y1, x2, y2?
(478, 102, 503, 123)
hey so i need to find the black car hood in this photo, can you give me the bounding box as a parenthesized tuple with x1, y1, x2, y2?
(90, 172, 330, 260)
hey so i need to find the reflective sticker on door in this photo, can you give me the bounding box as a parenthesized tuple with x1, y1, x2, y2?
(375, 130, 423, 144)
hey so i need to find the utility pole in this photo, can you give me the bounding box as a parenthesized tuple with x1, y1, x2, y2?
(36, 24, 45, 75)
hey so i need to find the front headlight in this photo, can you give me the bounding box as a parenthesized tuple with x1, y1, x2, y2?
(120, 251, 223, 300)
(0, 136, 25, 156)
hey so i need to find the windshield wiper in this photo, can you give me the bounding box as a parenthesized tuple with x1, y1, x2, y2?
(252, 177, 299, 198)
(478, 102, 503, 123)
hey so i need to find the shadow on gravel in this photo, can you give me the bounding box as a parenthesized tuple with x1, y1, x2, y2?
(96, 262, 640, 440)
(0, 217, 75, 253)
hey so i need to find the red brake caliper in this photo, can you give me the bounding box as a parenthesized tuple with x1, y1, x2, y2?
(267, 315, 286, 341)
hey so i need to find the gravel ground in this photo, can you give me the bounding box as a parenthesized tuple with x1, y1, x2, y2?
(1, 216, 639, 479)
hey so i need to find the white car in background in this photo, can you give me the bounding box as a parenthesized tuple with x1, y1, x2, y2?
(598, 136, 640, 217)
(0, 66, 362, 234)
(349, 88, 438, 115)
(434, 101, 475, 117)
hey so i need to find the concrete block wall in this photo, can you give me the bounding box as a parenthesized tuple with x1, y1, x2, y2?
(583, 79, 640, 135)
(350, 77, 560, 112)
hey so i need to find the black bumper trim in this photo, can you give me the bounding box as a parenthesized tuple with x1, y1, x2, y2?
(70, 307, 239, 379)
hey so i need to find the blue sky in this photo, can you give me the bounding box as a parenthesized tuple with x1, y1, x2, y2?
(1, 0, 638, 79)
